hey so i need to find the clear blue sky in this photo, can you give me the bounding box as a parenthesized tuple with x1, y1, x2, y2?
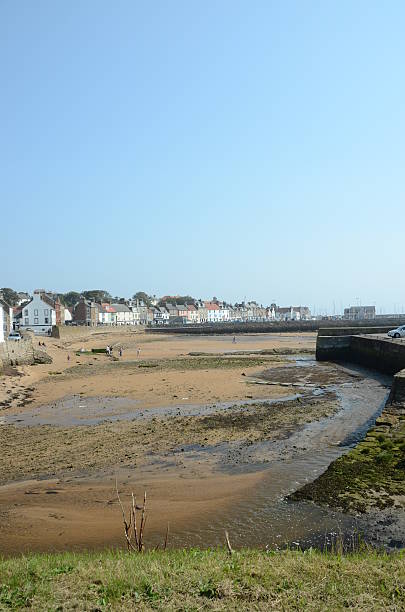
(1, 1, 404, 314)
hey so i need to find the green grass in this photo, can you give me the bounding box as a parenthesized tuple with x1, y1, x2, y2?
(131, 356, 281, 371)
(0, 548, 403, 610)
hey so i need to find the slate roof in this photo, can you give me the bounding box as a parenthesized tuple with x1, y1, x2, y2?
(111, 304, 131, 313)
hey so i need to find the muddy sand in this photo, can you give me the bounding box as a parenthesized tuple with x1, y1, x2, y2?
(1, 329, 398, 553)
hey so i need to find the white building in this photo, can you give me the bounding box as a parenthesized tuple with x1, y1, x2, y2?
(204, 302, 230, 323)
(0, 298, 12, 342)
(218, 303, 230, 322)
(64, 308, 73, 323)
(20, 291, 56, 334)
(275, 306, 311, 321)
(111, 304, 134, 325)
(98, 304, 116, 325)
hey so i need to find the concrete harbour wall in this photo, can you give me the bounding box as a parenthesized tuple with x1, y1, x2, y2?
(316, 327, 405, 375)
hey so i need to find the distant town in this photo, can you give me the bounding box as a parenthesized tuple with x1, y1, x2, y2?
(0, 287, 400, 342)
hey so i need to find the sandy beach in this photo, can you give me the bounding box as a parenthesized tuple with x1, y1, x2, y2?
(0, 329, 324, 554)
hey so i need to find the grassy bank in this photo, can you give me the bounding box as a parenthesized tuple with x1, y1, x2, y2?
(0, 548, 404, 610)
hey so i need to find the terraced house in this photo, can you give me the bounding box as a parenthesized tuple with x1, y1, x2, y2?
(19, 290, 62, 334)
(98, 303, 116, 325)
(111, 303, 133, 325)
(73, 298, 98, 326)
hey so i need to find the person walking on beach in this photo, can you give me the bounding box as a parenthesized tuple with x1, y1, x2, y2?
(106, 345, 110, 356)
(232, 336, 236, 344)
(137, 347, 141, 358)
(119, 347, 123, 357)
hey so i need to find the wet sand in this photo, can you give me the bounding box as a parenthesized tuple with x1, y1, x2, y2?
(1, 329, 395, 554)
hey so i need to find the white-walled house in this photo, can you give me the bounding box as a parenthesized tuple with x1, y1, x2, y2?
(0, 307, 4, 343)
(218, 304, 230, 322)
(20, 291, 56, 334)
(0, 297, 12, 342)
(111, 304, 134, 325)
(204, 302, 221, 322)
(275, 306, 311, 321)
(64, 308, 73, 323)
(98, 304, 115, 325)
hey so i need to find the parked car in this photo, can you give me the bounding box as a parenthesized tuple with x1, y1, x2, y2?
(387, 325, 405, 339)
(7, 331, 22, 341)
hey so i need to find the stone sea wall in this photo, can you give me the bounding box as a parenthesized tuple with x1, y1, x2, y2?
(0, 337, 52, 368)
(147, 318, 405, 336)
(0, 338, 36, 367)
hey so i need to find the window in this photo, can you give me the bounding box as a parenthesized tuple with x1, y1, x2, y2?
(24, 318, 29, 325)
(24, 309, 28, 316)
(44, 309, 49, 316)
(44, 317, 49, 324)
(34, 309, 38, 316)
(34, 318, 39, 324)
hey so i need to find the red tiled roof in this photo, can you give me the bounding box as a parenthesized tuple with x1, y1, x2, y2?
(103, 305, 116, 313)
(204, 302, 220, 310)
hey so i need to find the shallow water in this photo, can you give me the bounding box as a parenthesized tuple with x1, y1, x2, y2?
(166, 374, 390, 549)
(2, 394, 302, 427)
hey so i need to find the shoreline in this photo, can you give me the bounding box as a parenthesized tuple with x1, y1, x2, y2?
(1, 329, 403, 554)
(289, 365, 405, 550)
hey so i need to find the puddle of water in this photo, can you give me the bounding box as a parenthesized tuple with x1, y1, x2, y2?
(3, 393, 303, 428)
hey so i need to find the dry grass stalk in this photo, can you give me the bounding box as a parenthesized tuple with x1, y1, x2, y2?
(164, 523, 169, 551)
(115, 480, 147, 552)
(225, 530, 234, 555)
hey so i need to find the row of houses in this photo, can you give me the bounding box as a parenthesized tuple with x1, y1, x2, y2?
(70, 299, 312, 328)
(2, 290, 313, 337)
